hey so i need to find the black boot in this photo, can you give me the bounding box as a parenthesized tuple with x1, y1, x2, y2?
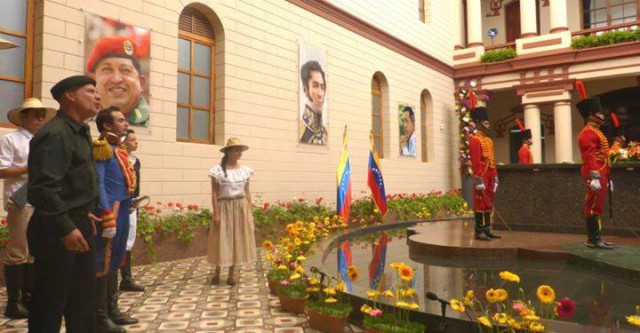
(3, 265, 28, 319)
(97, 276, 125, 333)
(108, 271, 138, 325)
(119, 252, 144, 292)
(484, 212, 501, 239)
(584, 216, 613, 249)
(21, 263, 35, 310)
(474, 212, 491, 241)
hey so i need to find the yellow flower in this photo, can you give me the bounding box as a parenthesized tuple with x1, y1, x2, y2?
(307, 287, 320, 292)
(390, 262, 405, 269)
(522, 314, 540, 322)
(395, 301, 409, 309)
(485, 288, 499, 304)
(499, 270, 520, 283)
(450, 299, 465, 312)
(508, 319, 524, 330)
(347, 265, 359, 282)
(626, 315, 640, 327)
(406, 302, 420, 310)
(265, 253, 275, 262)
(276, 265, 287, 271)
(296, 255, 307, 262)
(325, 297, 338, 304)
(262, 240, 274, 251)
(529, 322, 545, 332)
(295, 266, 305, 274)
(361, 304, 372, 314)
(323, 288, 337, 296)
(495, 288, 508, 302)
(493, 312, 509, 324)
(366, 290, 380, 299)
(478, 316, 492, 328)
(463, 290, 474, 306)
(307, 277, 320, 285)
(536, 285, 555, 304)
(289, 272, 301, 280)
(335, 281, 346, 292)
(382, 290, 395, 299)
(398, 265, 414, 282)
(294, 238, 302, 246)
(400, 288, 416, 298)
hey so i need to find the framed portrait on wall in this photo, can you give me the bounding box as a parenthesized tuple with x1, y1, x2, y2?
(399, 104, 417, 157)
(299, 43, 328, 145)
(85, 13, 151, 127)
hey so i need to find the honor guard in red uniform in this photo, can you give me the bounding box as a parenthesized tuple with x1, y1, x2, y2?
(468, 106, 501, 241)
(515, 119, 533, 164)
(575, 81, 624, 249)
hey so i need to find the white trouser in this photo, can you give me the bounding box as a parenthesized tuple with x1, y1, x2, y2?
(126, 210, 137, 251)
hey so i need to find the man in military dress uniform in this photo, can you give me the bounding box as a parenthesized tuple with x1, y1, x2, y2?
(576, 86, 624, 249)
(518, 129, 533, 164)
(27, 75, 101, 333)
(468, 106, 501, 241)
(92, 107, 138, 332)
(87, 35, 150, 126)
(299, 60, 327, 144)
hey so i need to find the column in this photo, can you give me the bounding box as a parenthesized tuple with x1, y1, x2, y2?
(523, 104, 542, 163)
(455, 0, 464, 49)
(520, 0, 538, 38)
(466, 0, 483, 47)
(549, 0, 569, 33)
(553, 100, 573, 163)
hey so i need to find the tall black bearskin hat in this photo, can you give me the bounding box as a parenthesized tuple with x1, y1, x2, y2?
(470, 107, 489, 122)
(575, 80, 604, 119)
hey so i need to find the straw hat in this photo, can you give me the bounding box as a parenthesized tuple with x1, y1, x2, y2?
(7, 98, 57, 127)
(0, 37, 18, 50)
(220, 137, 249, 152)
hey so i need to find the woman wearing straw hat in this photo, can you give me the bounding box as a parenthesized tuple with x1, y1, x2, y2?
(207, 138, 256, 285)
(0, 98, 55, 318)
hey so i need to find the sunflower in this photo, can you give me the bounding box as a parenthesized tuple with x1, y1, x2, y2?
(499, 270, 520, 283)
(262, 240, 274, 251)
(529, 322, 545, 332)
(536, 285, 555, 304)
(450, 299, 466, 312)
(347, 265, 359, 282)
(627, 315, 640, 327)
(492, 312, 509, 324)
(478, 316, 492, 328)
(294, 238, 302, 246)
(485, 288, 499, 304)
(495, 288, 508, 302)
(398, 265, 414, 282)
(361, 304, 372, 314)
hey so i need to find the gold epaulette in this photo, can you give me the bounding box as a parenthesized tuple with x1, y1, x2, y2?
(92, 138, 113, 162)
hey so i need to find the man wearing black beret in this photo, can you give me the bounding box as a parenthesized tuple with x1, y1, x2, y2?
(27, 75, 102, 332)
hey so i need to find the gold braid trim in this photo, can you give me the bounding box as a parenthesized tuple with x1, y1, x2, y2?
(95, 238, 112, 278)
(477, 133, 496, 168)
(114, 145, 137, 196)
(92, 138, 113, 162)
(586, 125, 610, 171)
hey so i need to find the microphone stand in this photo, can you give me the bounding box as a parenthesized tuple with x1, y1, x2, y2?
(426, 292, 449, 332)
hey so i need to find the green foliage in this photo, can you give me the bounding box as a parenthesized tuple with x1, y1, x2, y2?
(480, 48, 516, 63)
(571, 29, 640, 49)
(363, 314, 425, 333)
(277, 281, 308, 298)
(308, 300, 352, 317)
(266, 268, 289, 282)
(253, 199, 331, 235)
(0, 217, 8, 250)
(137, 203, 211, 261)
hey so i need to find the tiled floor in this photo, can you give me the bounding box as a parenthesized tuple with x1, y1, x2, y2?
(0, 255, 363, 332)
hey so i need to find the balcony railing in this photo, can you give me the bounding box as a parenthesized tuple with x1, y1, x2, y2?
(572, 21, 640, 38)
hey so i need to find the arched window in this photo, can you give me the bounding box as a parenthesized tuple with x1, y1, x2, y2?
(177, 7, 215, 143)
(371, 76, 384, 158)
(0, 0, 34, 127)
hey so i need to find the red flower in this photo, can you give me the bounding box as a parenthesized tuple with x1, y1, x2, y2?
(263, 202, 270, 210)
(192, 204, 198, 210)
(556, 298, 576, 318)
(176, 203, 184, 209)
(144, 205, 154, 211)
(167, 202, 174, 207)
(298, 198, 305, 202)
(286, 203, 292, 209)
(315, 197, 323, 205)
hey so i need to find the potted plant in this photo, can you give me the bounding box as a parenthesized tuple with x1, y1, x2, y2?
(449, 270, 576, 332)
(276, 257, 308, 314)
(262, 240, 290, 294)
(306, 266, 358, 333)
(360, 262, 425, 333)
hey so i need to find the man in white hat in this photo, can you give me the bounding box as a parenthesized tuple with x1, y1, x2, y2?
(0, 98, 55, 318)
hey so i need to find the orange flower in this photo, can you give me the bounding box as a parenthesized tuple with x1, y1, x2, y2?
(398, 264, 414, 282)
(167, 202, 174, 207)
(347, 265, 359, 282)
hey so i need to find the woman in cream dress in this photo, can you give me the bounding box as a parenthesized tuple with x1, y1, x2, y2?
(208, 138, 256, 285)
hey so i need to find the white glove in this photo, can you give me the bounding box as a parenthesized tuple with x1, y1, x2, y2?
(102, 227, 116, 239)
(493, 178, 499, 192)
(475, 183, 485, 191)
(589, 179, 602, 191)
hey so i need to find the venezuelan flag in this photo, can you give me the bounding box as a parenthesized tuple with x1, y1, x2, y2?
(367, 132, 387, 216)
(368, 231, 388, 290)
(337, 240, 353, 292)
(336, 126, 352, 224)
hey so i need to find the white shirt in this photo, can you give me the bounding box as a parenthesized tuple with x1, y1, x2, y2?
(0, 128, 33, 207)
(401, 132, 417, 156)
(208, 165, 254, 199)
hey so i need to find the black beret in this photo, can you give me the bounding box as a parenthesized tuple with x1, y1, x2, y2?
(470, 107, 489, 122)
(50, 75, 96, 102)
(576, 97, 602, 119)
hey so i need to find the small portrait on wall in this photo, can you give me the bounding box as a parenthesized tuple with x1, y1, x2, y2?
(299, 43, 328, 145)
(85, 13, 151, 127)
(399, 104, 417, 157)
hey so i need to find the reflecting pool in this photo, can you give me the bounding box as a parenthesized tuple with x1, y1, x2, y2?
(313, 221, 640, 331)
